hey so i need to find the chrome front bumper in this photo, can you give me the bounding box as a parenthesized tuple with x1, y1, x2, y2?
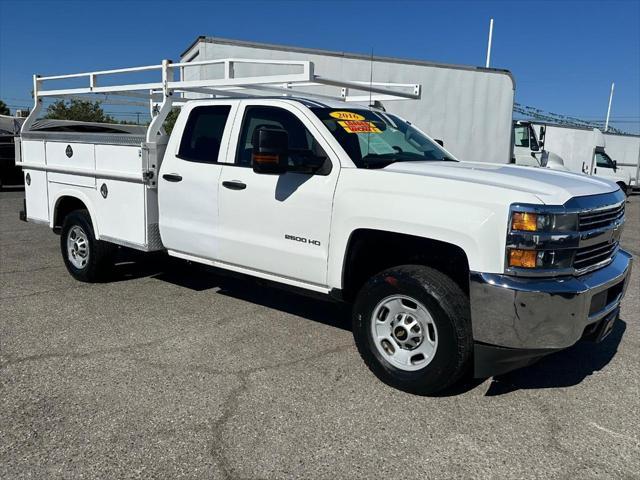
(469, 250, 633, 350)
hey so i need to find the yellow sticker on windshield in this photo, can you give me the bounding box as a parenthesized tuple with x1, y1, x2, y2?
(330, 111, 365, 121)
(338, 120, 381, 134)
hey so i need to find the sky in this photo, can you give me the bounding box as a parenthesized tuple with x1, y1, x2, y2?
(1, 0, 639, 133)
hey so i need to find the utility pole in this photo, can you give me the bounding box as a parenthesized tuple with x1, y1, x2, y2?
(485, 18, 494, 68)
(604, 82, 615, 132)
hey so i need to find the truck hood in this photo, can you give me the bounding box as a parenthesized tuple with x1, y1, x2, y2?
(382, 161, 619, 205)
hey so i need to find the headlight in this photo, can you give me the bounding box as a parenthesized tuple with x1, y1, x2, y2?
(506, 207, 579, 275)
(510, 212, 577, 232)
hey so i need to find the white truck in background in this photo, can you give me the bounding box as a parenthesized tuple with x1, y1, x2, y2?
(531, 123, 633, 195)
(512, 120, 566, 170)
(17, 59, 632, 395)
(601, 131, 640, 191)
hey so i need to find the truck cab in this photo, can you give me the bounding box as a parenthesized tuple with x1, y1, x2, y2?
(582, 128, 631, 195)
(512, 121, 566, 170)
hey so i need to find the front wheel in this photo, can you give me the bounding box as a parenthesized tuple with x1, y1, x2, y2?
(352, 265, 473, 395)
(60, 209, 115, 282)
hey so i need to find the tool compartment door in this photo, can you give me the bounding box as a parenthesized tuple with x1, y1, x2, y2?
(21, 140, 49, 223)
(93, 144, 147, 247)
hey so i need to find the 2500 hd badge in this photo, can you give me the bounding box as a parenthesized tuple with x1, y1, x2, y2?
(285, 234, 321, 246)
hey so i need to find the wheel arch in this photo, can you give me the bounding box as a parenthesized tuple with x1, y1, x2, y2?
(51, 191, 101, 238)
(338, 228, 470, 302)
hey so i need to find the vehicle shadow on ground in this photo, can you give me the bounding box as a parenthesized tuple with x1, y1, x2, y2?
(484, 319, 627, 396)
(111, 250, 352, 331)
(109, 251, 628, 396)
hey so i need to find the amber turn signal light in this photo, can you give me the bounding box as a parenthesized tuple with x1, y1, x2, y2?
(511, 212, 538, 232)
(252, 153, 279, 164)
(508, 249, 537, 268)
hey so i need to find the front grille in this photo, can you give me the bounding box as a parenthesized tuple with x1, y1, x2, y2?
(574, 241, 618, 272)
(579, 203, 624, 231)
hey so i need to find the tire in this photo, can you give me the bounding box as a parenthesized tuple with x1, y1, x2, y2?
(60, 209, 115, 282)
(352, 265, 473, 395)
(617, 183, 629, 197)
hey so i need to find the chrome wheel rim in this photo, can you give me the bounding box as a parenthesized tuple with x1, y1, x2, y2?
(370, 295, 438, 371)
(66, 226, 89, 269)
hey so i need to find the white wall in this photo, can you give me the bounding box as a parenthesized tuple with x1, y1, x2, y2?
(537, 125, 595, 174)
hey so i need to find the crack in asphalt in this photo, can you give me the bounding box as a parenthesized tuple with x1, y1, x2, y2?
(0, 283, 90, 301)
(0, 264, 62, 275)
(204, 343, 354, 480)
(0, 336, 178, 370)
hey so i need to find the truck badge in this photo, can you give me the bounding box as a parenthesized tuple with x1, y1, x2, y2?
(65, 145, 73, 158)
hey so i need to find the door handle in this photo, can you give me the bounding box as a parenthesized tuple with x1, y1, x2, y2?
(222, 180, 247, 190)
(162, 173, 183, 182)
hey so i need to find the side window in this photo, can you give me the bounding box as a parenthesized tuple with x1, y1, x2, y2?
(514, 126, 529, 148)
(178, 105, 232, 163)
(235, 106, 328, 168)
(595, 152, 612, 168)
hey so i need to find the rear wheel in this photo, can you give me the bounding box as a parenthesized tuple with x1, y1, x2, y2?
(60, 210, 115, 282)
(352, 265, 473, 395)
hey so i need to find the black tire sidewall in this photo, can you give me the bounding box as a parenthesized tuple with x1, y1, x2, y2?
(60, 211, 98, 282)
(353, 268, 469, 394)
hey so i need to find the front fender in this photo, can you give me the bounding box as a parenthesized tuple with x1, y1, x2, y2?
(326, 169, 542, 289)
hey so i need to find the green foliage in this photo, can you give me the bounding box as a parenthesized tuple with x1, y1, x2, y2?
(45, 99, 114, 123)
(0, 100, 10, 116)
(163, 108, 180, 135)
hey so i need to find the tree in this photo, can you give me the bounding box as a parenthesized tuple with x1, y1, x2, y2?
(163, 108, 180, 135)
(0, 100, 9, 116)
(45, 99, 114, 123)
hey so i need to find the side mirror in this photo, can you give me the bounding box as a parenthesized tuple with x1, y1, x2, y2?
(530, 144, 540, 152)
(539, 126, 546, 149)
(252, 127, 288, 174)
(613, 160, 618, 171)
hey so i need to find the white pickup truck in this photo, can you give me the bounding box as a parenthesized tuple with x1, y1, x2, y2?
(17, 59, 633, 394)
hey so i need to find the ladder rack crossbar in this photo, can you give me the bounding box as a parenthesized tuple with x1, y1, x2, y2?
(23, 58, 422, 137)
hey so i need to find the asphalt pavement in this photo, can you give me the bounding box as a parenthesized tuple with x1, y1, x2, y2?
(1, 189, 639, 479)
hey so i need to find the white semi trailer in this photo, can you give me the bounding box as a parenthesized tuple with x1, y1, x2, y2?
(180, 36, 515, 165)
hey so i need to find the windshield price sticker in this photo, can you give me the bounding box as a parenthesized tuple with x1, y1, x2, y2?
(338, 120, 382, 134)
(330, 111, 365, 121)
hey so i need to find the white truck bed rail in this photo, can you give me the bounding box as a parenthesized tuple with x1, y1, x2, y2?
(23, 58, 422, 142)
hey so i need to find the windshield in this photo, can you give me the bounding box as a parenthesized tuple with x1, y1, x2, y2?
(311, 108, 456, 168)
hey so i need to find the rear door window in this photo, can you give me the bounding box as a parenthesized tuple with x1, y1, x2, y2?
(178, 106, 232, 163)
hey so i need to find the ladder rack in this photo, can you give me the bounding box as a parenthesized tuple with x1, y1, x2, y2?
(24, 58, 422, 142)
